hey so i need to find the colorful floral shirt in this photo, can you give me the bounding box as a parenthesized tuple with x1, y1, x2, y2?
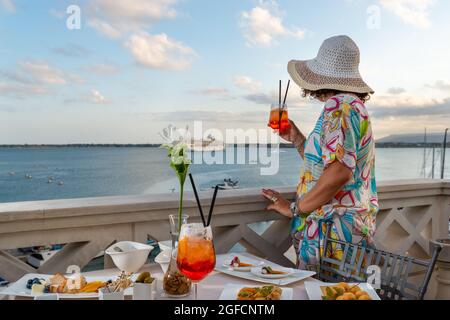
(292, 94, 378, 269)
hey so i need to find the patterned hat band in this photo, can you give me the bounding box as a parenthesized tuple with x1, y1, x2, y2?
(287, 35, 374, 94)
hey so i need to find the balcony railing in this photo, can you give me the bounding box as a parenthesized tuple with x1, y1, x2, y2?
(0, 179, 449, 298)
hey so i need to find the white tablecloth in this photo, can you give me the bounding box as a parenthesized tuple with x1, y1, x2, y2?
(1, 253, 317, 300)
(84, 253, 316, 300)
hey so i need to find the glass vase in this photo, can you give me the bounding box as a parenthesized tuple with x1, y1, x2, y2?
(162, 214, 191, 297)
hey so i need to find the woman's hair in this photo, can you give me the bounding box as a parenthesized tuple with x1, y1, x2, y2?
(301, 88, 371, 103)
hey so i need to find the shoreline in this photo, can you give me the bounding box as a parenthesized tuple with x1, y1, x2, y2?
(0, 143, 449, 149)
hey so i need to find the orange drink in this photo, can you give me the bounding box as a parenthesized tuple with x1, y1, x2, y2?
(268, 103, 290, 134)
(176, 223, 216, 299)
(177, 236, 215, 281)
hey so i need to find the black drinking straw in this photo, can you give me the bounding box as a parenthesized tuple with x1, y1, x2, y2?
(188, 173, 207, 227)
(282, 80, 290, 107)
(207, 185, 219, 227)
(279, 80, 282, 108)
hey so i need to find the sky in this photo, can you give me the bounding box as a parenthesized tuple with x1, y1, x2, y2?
(0, 0, 449, 144)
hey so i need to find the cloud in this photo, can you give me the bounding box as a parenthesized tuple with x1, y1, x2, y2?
(234, 75, 262, 92)
(64, 89, 109, 105)
(2, 61, 68, 85)
(86, 63, 119, 75)
(370, 95, 450, 118)
(240, 2, 306, 46)
(20, 61, 69, 84)
(0, 60, 83, 98)
(191, 87, 233, 100)
(90, 90, 108, 104)
(53, 44, 90, 58)
(83, 0, 194, 73)
(125, 32, 195, 70)
(197, 88, 230, 96)
(244, 92, 273, 105)
(426, 80, 450, 92)
(379, 0, 436, 28)
(134, 109, 266, 124)
(87, 19, 123, 39)
(87, 0, 178, 38)
(387, 87, 406, 95)
(1, 0, 15, 13)
(0, 81, 46, 98)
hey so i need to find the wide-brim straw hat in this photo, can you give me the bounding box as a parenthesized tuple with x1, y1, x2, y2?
(288, 35, 374, 94)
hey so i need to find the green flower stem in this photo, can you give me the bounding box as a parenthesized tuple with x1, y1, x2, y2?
(178, 181, 184, 233)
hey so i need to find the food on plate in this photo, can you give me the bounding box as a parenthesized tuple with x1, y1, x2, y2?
(102, 271, 133, 293)
(230, 256, 254, 268)
(26, 278, 45, 290)
(321, 282, 372, 300)
(49, 273, 68, 293)
(237, 286, 282, 300)
(79, 281, 107, 293)
(31, 284, 45, 295)
(135, 272, 154, 284)
(261, 266, 287, 275)
(65, 273, 88, 293)
(25, 273, 107, 295)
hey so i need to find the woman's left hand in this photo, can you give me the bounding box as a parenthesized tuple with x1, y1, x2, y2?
(261, 189, 292, 218)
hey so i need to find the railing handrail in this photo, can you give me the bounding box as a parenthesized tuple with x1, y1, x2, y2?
(0, 179, 448, 223)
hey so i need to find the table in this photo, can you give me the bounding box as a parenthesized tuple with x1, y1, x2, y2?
(84, 253, 316, 300)
(1, 253, 317, 300)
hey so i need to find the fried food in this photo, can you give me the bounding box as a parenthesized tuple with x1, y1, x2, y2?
(237, 286, 282, 300)
(321, 283, 372, 300)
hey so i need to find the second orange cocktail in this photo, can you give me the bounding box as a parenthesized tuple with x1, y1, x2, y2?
(269, 103, 290, 134)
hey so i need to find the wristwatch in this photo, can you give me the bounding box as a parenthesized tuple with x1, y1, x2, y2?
(290, 201, 309, 218)
(289, 202, 297, 217)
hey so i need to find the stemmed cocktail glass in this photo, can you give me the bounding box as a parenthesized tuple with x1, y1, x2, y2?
(177, 223, 216, 300)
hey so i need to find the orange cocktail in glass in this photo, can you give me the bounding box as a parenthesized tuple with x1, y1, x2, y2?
(177, 223, 216, 299)
(268, 103, 290, 134)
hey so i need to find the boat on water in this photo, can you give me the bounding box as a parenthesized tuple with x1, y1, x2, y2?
(215, 178, 239, 190)
(188, 134, 224, 152)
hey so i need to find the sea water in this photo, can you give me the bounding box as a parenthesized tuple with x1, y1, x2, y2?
(0, 147, 448, 203)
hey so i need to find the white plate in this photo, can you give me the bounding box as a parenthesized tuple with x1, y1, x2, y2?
(1, 273, 135, 299)
(219, 284, 292, 300)
(304, 281, 381, 300)
(250, 266, 294, 279)
(215, 254, 315, 286)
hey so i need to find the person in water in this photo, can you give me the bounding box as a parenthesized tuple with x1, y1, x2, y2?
(262, 35, 378, 270)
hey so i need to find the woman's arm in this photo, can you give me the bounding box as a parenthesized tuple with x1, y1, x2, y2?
(279, 120, 307, 157)
(297, 161, 352, 214)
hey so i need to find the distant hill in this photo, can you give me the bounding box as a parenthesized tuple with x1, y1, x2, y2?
(377, 133, 447, 144)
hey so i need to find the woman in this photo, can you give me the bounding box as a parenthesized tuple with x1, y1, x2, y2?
(262, 35, 378, 270)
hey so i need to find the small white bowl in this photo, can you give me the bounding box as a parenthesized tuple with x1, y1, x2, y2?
(155, 250, 171, 273)
(105, 241, 154, 274)
(158, 240, 172, 252)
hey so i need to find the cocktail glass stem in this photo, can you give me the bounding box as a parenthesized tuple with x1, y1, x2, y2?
(194, 283, 198, 300)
